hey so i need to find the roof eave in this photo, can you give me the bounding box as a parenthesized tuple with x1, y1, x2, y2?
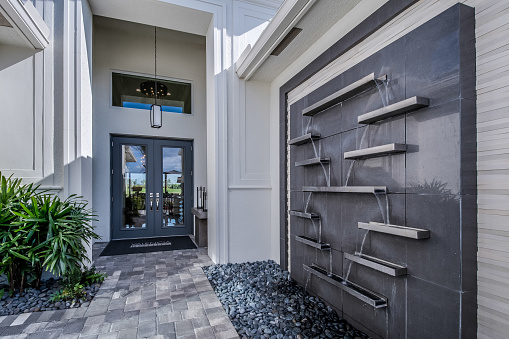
(236, 0, 315, 80)
(0, 0, 50, 49)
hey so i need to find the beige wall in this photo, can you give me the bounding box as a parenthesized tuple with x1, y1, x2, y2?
(92, 18, 207, 242)
(268, 0, 509, 337)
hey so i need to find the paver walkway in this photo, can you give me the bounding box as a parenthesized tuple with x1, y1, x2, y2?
(0, 243, 238, 339)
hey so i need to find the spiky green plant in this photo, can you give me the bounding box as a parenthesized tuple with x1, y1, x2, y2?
(0, 171, 101, 295)
(0, 172, 40, 294)
(15, 194, 100, 279)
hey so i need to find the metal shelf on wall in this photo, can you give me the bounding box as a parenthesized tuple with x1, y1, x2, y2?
(358, 222, 430, 239)
(344, 252, 407, 277)
(295, 235, 330, 250)
(303, 186, 387, 194)
(357, 96, 430, 124)
(295, 157, 330, 167)
(344, 143, 407, 160)
(303, 264, 388, 308)
(302, 73, 387, 117)
(288, 133, 321, 146)
(290, 210, 320, 219)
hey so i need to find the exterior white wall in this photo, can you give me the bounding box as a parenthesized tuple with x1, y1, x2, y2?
(205, 18, 218, 263)
(229, 80, 272, 263)
(0, 45, 39, 175)
(0, 0, 56, 186)
(0, 0, 94, 196)
(228, 1, 279, 262)
(0, 0, 94, 259)
(92, 21, 207, 242)
(71, 0, 94, 260)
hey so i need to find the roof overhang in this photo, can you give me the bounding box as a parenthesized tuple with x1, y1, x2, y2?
(236, 0, 390, 83)
(236, 0, 315, 80)
(0, 0, 50, 49)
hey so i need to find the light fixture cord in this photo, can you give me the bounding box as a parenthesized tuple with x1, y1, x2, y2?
(154, 26, 157, 105)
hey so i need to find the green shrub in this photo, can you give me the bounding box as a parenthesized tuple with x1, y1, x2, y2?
(16, 194, 100, 277)
(50, 283, 86, 302)
(51, 266, 106, 302)
(0, 173, 40, 294)
(0, 172, 101, 295)
(62, 265, 106, 287)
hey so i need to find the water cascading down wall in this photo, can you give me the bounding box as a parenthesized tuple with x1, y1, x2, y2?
(284, 4, 476, 338)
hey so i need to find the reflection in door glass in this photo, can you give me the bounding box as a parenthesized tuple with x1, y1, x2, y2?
(122, 145, 147, 229)
(162, 147, 184, 227)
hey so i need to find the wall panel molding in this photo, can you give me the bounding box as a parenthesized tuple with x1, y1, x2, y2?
(231, 1, 276, 186)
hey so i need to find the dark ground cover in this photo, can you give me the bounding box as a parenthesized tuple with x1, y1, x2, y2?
(203, 260, 369, 339)
(0, 278, 101, 316)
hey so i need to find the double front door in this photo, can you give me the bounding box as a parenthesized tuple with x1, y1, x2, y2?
(111, 136, 193, 240)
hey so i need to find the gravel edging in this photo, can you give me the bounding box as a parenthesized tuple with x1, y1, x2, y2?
(203, 260, 370, 339)
(0, 278, 101, 316)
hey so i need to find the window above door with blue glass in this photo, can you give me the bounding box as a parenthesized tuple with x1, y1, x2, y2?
(112, 72, 192, 114)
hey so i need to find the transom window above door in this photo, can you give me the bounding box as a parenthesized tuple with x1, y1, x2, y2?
(112, 72, 192, 114)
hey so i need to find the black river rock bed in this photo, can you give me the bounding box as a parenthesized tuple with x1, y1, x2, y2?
(203, 260, 369, 339)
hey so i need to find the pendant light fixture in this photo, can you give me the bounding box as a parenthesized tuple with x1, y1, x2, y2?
(149, 26, 162, 128)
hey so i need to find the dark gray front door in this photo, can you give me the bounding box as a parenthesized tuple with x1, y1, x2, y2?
(111, 136, 193, 240)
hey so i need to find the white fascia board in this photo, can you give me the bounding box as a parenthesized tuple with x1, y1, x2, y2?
(237, 0, 283, 10)
(236, 0, 315, 80)
(0, 0, 50, 49)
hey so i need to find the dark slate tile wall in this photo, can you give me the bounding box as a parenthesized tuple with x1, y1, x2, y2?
(284, 4, 476, 338)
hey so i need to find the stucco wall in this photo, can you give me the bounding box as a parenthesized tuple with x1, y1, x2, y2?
(0, 0, 94, 198)
(0, 45, 38, 174)
(227, 1, 280, 263)
(92, 18, 207, 242)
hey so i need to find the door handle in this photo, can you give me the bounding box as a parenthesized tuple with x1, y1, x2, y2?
(156, 193, 160, 211)
(150, 193, 153, 211)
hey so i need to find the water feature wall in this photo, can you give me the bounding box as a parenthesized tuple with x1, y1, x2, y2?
(285, 5, 476, 338)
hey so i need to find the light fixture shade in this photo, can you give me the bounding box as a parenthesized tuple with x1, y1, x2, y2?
(150, 104, 162, 128)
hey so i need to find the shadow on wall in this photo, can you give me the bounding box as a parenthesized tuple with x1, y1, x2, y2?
(25, 156, 97, 262)
(408, 179, 460, 202)
(32, 156, 93, 200)
(0, 45, 38, 72)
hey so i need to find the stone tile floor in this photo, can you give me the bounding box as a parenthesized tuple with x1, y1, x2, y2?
(0, 243, 238, 339)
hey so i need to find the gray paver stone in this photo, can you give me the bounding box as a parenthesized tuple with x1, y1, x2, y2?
(194, 326, 215, 339)
(62, 318, 87, 334)
(111, 317, 138, 332)
(175, 319, 194, 337)
(137, 320, 157, 338)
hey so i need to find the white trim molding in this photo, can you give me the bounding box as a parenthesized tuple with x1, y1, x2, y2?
(236, 0, 283, 10)
(0, 0, 50, 49)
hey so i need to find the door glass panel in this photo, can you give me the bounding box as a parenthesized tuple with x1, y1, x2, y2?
(162, 147, 184, 227)
(122, 145, 147, 229)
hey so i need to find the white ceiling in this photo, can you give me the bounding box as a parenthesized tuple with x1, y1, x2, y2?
(88, 0, 213, 36)
(250, 0, 363, 82)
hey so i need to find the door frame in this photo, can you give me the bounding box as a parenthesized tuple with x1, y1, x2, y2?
(110, 134, 194, 240)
